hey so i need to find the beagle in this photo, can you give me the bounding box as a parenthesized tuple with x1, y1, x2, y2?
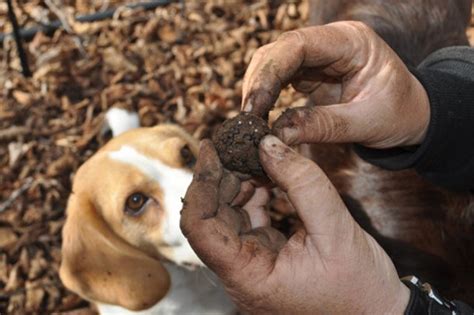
(60, 108, 236, 314)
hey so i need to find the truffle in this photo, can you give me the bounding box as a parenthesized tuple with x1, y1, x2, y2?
(213, 112, 271, 176)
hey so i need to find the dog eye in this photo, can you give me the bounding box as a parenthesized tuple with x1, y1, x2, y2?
(180, 145, 196, 168)
(125, 193, 149, 215)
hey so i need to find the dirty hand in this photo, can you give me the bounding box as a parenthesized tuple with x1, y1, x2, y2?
(242, 21, 430, 149)
(180, 136, 409, 314)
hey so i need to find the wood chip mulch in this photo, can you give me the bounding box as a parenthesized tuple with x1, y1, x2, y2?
(0, 1, 473, 314)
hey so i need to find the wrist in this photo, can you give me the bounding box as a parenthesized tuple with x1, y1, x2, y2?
(366, 280, 410, 315)
(389, 281, 411, 314)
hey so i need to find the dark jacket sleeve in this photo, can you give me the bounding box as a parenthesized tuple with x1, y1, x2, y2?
(355, 46, 474, 191)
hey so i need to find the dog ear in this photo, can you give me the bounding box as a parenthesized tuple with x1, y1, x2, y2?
(59, 195, 170, 311)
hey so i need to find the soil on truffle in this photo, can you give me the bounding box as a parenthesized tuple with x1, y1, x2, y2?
(213, 113, 271, 176)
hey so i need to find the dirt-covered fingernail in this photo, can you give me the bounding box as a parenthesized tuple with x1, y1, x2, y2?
(260, 135, 290, 160)
(275, 127, 299, 145)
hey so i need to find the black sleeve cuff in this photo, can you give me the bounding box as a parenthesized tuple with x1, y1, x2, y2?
(355, 67, 474, 190)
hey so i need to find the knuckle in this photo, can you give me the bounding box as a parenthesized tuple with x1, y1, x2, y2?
(277, 30, 305, 49)
(338, 21, 376, 45)
(345, 20, 372, 33)
(179, 218, 192, 237)
(251, 43, 271, 60)
(348, 21, 379, 48)
(252, 47, 265, 60)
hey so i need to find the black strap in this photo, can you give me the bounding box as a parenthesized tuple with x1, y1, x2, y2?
(402, 276, 474, 315)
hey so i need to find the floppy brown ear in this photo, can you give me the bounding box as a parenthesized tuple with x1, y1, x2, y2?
(59, 195, 170, 311)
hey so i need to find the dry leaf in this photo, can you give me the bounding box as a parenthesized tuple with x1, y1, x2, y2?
(0, 227, 18, 249)
(12, 90, 33, 106)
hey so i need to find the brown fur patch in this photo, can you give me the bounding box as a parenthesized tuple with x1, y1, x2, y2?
(309, 0, 471, 65)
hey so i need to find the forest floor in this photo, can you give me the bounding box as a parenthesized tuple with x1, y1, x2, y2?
(0, 1, 473, 314)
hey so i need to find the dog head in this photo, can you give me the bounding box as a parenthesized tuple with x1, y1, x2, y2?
(59, 124, 200, 311)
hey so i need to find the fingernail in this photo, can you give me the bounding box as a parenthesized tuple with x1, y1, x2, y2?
(279, 127, 298, 145)
(260, 135, 288, 160)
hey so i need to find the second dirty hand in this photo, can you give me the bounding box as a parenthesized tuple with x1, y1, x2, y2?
(180, 135, 410, 314)
(241, 21, 430, 149)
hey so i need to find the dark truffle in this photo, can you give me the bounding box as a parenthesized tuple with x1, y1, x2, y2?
(213, 112, 271, 176)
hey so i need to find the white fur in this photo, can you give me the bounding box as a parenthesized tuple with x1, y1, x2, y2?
(97, 263, 236, 315)
(105, 108, 140, 137)
(109, 145, 201, 266)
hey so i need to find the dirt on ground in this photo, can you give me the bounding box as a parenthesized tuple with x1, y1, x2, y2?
(0, 1, 473, 314)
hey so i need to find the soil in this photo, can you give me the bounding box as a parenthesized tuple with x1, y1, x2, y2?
(213, 113, 271, 176)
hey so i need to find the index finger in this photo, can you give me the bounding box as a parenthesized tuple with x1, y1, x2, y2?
(259, 135, 357, 258)
(241, 22, 369, 117)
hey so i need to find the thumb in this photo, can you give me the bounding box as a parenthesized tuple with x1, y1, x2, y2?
(259, 135, 356, 254)
(272, 104, 369, 146)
